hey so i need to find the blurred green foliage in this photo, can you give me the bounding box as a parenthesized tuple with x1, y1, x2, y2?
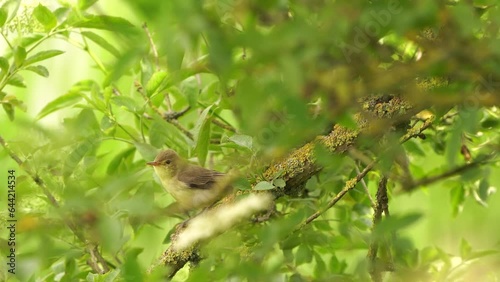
(0, 0, 499, 281)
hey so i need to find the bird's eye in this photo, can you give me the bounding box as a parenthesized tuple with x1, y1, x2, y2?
(165, 160, 171, 164)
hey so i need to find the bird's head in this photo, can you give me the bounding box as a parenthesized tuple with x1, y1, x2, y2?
(146, 149, 183, 178)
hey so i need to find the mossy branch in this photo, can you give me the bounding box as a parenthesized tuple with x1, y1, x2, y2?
(151, 95, 423, 278)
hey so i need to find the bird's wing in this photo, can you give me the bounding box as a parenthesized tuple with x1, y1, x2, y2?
(177, 165, 225, 189)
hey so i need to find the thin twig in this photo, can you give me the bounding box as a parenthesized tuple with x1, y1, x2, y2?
(211, 119, 237, 132)
(297, 118, 435, 229)
(399, 118, 434, 143)
(88, 244, 110, 274)
(297, 161, 376, 229)
(136, 82, 194, 140)
(170, 119, 194, 140)
(0, 135, 110, 273)
(0, 32, 13, 50)
(80, 32, 107, 73)
(107, 103, 139, 142)
(165, 93, 174, 113)
(367, 177, 387, 282)
(355, 163, 376, 208)
(164, 106, 191, 120)
(142, 23, 160, 70)
(403, 154, 495, 192)
(0, 136, 61, 208)
(136, 81, 162, 116)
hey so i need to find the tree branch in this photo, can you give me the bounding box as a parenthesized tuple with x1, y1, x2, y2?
(403, 153, 496, 192)
(211, 118, 237, 133)
(298, 160, 376, 229)
(368, 177, 394, 282)
(295, 116, 434, 229)
(152, 96, 431, 278)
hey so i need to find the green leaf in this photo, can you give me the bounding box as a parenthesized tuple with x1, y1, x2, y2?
(86, 269, 121, 282)
(148, 120, 168, 148)
(314, 253, 327, 278)
(110, 96, 139, 112)
(468, 250, 500, 260)
(103, 48, 143, 86)
(280, 234, 301, 250)
(481, 117, 499, 129)
(6, 74, 25, 88)
(13, 46, 26, 67)
(451, 3, 479, 37)
(53, 7, 70, 20)
(78, 0, 98, 10)
(313, 220, 332, 231)
(107, 148, 135, 175)
(140, 58, 154, 87)
(329, 255, 347, 273)
(193, 106, 213, 166)
(232, 176, 251, 191)
(37, 92, 82, 119)
(0, 1, 20, 24)
(2, 103, 14, 121)
(122, 248, 143, 282)
(145, 70, 168, 97)
(445, 124, 462, 166)
(477, 179, 490, 205)
(2, 95, 26, 112)
(98, 216, 124, 254)
(337, 110, 358, 130)
(0, 57, 7, 81)
(253, 181, 275, 191)
(134, 142, 158, 162)
(64, 258, 76, 278)
(273, 178, 286, 188)
(81, 31, 120, 57)
(63, 138, 98, 178)
(460, 166, 482, 183)
(201, 79, 219, 103)
(100, 116, 114, 134)
(404, 140, 426, 157)
(0, 56, 8, 72)
(72, 15, 136, 33)
(158, 68, 204, 94)
(25, 65, 49, 77)
(33, 4, 57, 31)
(70, 80, 99, 92)
(420, 246, 440, 264)
(460, 238, 472, 260)
(19, 34, 44, 48)
(24, 50, 64, 66)
(149, 117, 189, 150)
(228, 134, 253, 150)
(62, 109, 99, 137)
(450, 184, 465, 217)
(87, 81, 106, 112)
(0, 8, 8, 27)
(373, 213, 422, 238)
(296, 244, 313, 265)
(180, 80, 198, 108)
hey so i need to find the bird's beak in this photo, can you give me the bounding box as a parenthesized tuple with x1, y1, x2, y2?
(146, 161, 159, 166)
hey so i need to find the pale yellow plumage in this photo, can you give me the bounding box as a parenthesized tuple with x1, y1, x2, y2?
(147, 150, 231, 213)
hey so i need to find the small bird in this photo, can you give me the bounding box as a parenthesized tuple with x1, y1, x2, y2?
(146, 150, 232, 214)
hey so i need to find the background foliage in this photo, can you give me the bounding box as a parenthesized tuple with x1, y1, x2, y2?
(0, 0, 499, 281)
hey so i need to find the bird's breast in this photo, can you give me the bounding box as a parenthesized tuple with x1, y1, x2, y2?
(156, 170, 216, 210)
